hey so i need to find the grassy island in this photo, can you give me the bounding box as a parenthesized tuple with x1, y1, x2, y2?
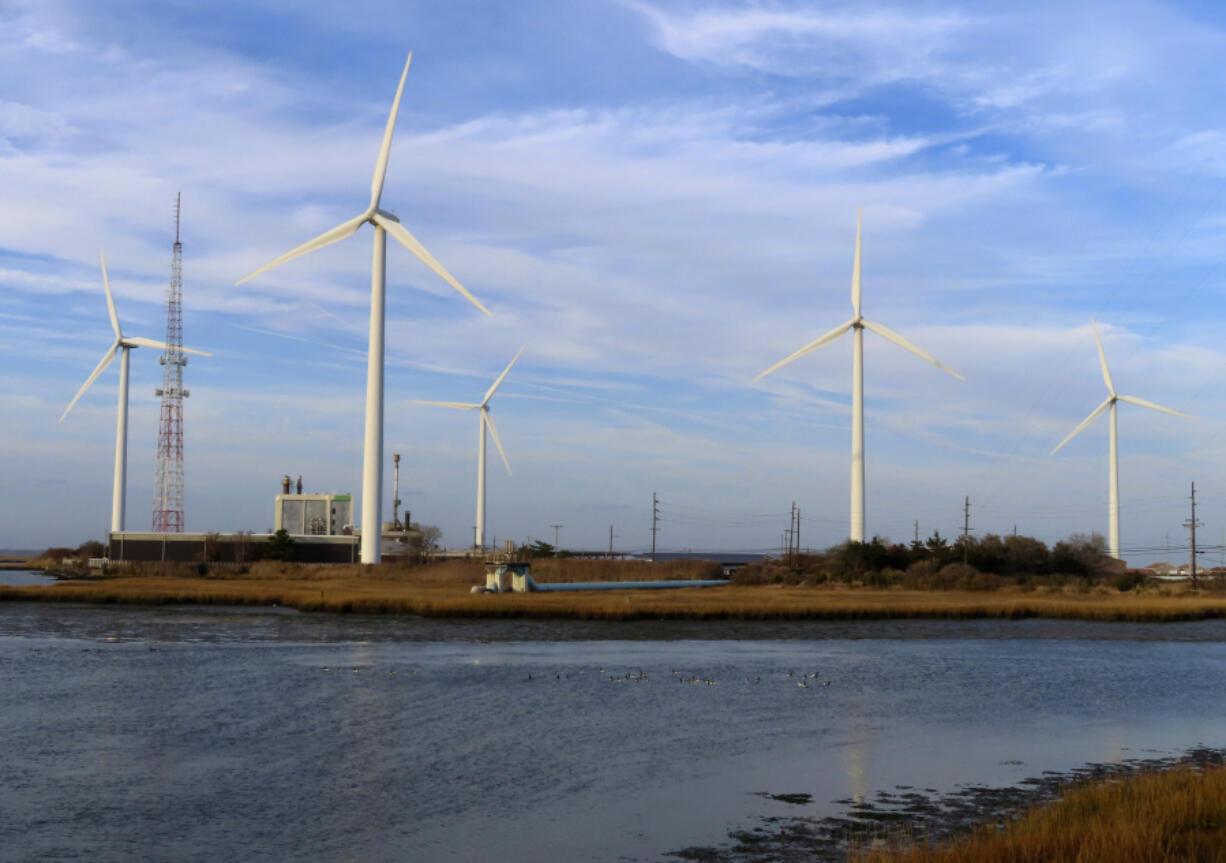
(5, 556, 1226, 622)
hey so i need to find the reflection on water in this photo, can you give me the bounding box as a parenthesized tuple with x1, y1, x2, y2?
(1, 603, 1225, 862)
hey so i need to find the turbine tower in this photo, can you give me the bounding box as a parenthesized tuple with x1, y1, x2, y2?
(754, 209, 964, 542)
(60, 249, 210, 534)
(412, 346, 524, 549)
(237, 52, 490, 564)
(1051, 320, 1195, 559)
(153, 194, 191, 532)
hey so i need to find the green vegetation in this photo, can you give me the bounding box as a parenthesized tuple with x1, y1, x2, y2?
(22, 539, 106, 570)
(265, 529, 295, 561)
(733, 531, 1149, 590)
(852, 764, 1226, 863)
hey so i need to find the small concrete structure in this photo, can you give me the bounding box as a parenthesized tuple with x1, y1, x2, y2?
(474, 561, 729, 594)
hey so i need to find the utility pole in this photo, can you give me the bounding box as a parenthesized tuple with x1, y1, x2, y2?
(1183, 482, 1200, 589)
(914, 520, 919, 545)
(551, 524, 563, 551)
(651, 492, 659, 563)
(789, 500, 797, 562)
(609, 525, 614, 557)
(392, 453, 402, 530)
(796, 507, 801, 556)
(962, 495, 972, 565)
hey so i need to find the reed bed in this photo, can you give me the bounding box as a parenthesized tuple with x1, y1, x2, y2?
(852, 764, 1226, 863)
(6, 573, 1226, 621)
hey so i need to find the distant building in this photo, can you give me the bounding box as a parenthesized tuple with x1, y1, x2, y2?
(107, 531, 358, 564)
(274, 493, 354, 536)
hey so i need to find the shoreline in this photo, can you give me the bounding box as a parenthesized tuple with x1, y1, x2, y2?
(5, 573, 1226, 622)
(668, 746, 1226, 863)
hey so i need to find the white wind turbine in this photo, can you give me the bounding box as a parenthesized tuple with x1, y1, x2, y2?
(412, 346, 525, 549)
(60, 250, 211, 533)
(1051, 320, 1195, 560)
(753, 209, 964, 543)
(236, 52, 490, 564)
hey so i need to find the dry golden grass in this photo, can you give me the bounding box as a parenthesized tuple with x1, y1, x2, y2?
(5, 561, 1226, 620)
(853, 765, 1226, 863)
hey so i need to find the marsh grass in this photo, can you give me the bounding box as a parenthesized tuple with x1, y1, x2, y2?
(852, 765, 1226, 863)
(6, 568, 1226, 621)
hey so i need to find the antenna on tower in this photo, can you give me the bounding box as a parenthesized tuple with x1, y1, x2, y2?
(153, 192, 188, 532)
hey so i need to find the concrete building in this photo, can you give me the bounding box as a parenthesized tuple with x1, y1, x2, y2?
(274, 492, 354, 536)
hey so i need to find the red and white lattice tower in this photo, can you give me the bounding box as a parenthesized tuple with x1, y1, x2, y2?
(152, 193, 188, 532)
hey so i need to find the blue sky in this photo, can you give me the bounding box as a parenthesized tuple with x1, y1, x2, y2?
(5, 0, 1226, 561)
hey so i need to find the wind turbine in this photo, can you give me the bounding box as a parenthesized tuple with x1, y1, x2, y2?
(753, 209, 964, 543)
(1051, 320, 1195, 560)
(60, 250, 211, 533)
(236, 52, 491, 564)
(412, 346, 525, 549)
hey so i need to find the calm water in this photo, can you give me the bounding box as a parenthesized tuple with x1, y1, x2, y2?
(0, 569, 55, 587)
(2, 603, 1226, 862)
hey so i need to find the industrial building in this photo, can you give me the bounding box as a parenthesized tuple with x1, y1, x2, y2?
(273, 474, 354, 536)
(104, 471, 419, 565)
(106, 530, 359, 564)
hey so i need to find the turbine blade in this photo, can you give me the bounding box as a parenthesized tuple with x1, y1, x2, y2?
(1091, 318, 1115, 394)
(120, 336, 213, 357)
(752, 320, 854, 382)
(1051, 397, 1112, 454)
(484, 411, 512, 476)
(373, 211, 491, 316)
(1117, 394, 1197, 421)
(235, 214, 366, 286)
(851, 207, 862, 318)
(861, 319, 965, 380)
(410, 399, 480, 410)
(482, 345, 526, 405)
(60, 342, 119, 422)
(370, 52, 412, 211)
(100, 249, 121, 339)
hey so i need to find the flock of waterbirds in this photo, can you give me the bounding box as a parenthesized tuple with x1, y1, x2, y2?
(58, 50, 1197, 561)
(523, 667, 834, 689)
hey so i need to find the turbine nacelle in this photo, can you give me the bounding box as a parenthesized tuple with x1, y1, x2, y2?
(234, 53, 490, 317)
(411, 346, 526, 478)
(753, 210, 963, 384)
(1050, 320, 1196, 455)
(60, 250, 212, 423)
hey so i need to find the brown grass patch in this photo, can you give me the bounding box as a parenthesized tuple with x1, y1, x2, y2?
(5, 568, 1226, 621)
(852, 764, 1226, 863)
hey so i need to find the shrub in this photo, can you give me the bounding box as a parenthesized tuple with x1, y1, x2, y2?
(1113, 571, 1147, 592)
(266, 529, 295, 561)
